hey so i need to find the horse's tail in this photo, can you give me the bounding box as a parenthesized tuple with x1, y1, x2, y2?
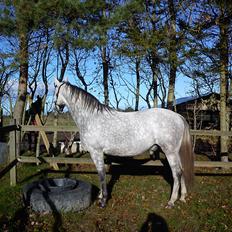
(179, 117, 195, 191)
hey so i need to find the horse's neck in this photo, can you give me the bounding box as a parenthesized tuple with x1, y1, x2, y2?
(63, 92, 96, 127)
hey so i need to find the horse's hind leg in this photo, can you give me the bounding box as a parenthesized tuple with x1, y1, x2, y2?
(165, 153, 182, 208)
(90, 151, 108, 208)
(180, 176, 187, 203)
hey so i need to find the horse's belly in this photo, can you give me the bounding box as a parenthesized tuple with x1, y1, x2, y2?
(103, 137, 153, 157)
(103, 147, 147, 157)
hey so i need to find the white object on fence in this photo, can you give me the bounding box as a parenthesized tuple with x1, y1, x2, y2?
(59, 141, 81, 155)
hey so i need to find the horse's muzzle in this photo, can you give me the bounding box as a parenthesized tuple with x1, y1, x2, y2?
(55, 104, 65, 113)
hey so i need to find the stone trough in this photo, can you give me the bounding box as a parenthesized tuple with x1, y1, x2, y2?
(23, 178, 93, 213)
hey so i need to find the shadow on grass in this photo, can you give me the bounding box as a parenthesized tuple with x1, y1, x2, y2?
(0, 207, 29, 232)
(106, 156, 173, 200)
(42, 191, 66, 232)
(140, 212, 169, 232)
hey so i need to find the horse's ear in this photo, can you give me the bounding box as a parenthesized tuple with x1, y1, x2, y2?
(54, 78, 61, 86)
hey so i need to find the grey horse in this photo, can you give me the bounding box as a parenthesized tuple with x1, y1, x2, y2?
(54, 79, 194, 208)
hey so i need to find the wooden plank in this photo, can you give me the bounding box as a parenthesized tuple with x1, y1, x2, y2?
(190, 130, 232, 136)
(9, 122, 17, 186)
(18, 156, 94, 165)
(35, 114, 50, 153)
(0, 159, 18, 180)
(34, 115, 61, 169)
(21, 125, 78, 132)
(17, 156, 232, 168)
(0, 124, 20, 133)
(126, 160, 232, 168)
(194, 161, 232, 168)
(52, 112, 58, 148)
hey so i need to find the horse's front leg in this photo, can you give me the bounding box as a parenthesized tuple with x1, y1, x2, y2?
(90, 152, 108, 208)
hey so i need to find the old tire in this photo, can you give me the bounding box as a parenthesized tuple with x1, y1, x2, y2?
(23, 178, 92, 212)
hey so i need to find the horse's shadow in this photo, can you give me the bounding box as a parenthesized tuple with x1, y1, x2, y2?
(106, 155, 173, 201)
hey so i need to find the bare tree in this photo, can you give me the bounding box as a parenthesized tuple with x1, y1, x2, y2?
(0, 57, 16, 125)
(167, 0, 178, 110)
(57, 40, 69, 82)
(72, 49, 89, 91)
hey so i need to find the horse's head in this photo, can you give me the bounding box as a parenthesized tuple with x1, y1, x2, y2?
(54, 78, 65, 112)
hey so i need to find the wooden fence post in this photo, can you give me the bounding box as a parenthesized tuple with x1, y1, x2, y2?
(9, 119, 17, 186)
(53, 112, 58, 149)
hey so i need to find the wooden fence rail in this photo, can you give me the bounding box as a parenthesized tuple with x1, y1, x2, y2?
(21, 125, 232, 136)
(0, 124, 20, 133)
(20, 125, 232, 135)
(17, 156, 232, 169)
(190, 130, 232, 137)
(21, 125, 78, 132)
(0, 123, 232, 186)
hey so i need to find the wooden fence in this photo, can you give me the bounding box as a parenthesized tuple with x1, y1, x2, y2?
(0, 122, 232, 186)
(0, 121, 19, 186)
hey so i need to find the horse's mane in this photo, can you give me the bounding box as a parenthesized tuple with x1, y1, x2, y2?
(65, 82, 112, 113)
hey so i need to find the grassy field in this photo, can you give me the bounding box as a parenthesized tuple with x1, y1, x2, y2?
(0, 155, 232, 232)
(1, 115, 232, 231)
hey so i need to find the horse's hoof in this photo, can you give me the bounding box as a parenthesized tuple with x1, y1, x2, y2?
(180, 197, 186, 203)
(98, 199, 106, 208)
(99, 203, 105, 208)
(165, 202, 174, 209)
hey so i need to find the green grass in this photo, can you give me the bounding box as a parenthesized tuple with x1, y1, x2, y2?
(0, 161, 232, 232)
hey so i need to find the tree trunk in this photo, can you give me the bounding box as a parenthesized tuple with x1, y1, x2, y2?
(135, 59, 141, 111)
(219, 15, 229, 161)
(74, 53, 88, 91)
(167, 0, 177, 110)
(167, 65, 176, 110)
(13, 32, 28, 155)
(59, 43, 69, 81)
(153, 74, 158, 108)
(147, 3, 159, 108)
(110, 77, 120, 109)
(14, 33, 28, 123)
(149, 53, 159, 108)
(102, 46, 109, 106)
